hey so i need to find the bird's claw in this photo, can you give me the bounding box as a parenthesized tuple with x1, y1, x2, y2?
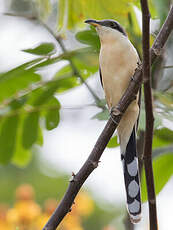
(109, 107, 122, 124)
(110, 106, 121, 116)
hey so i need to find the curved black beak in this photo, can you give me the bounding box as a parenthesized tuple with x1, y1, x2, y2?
(84, 19, 100, 27)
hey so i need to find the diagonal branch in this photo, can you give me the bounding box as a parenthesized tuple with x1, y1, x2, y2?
(140, 0, 158, 229)
(42, 5, 173, 230)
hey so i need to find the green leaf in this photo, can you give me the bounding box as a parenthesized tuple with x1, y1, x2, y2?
(107, 135, 119, 148)
(0, 66, 41, 103)
(22, 112, 39, 149)
(54, 65, 72, 79)
(13, 119, 43, 167)
(0, 115, 19, 164)
(153, 128, 173, 149)
(22, 42, 56, 56)
(12, 122, 31, 167)
(92, 109, 109, 120)
(45, 97, 61, 130)
(12, 147, 31, 168)
(141, 153, 173, 202)
(56, 77, 80, 93)
(76, 30, 100, 51)
(33, 82, 60, 106)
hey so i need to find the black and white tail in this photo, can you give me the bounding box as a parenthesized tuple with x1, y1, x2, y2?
(121, 127, 141, 223)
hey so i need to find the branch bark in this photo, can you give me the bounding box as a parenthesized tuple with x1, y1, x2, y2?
(140, 0, 158, 229)
(42, 5, 173, 230)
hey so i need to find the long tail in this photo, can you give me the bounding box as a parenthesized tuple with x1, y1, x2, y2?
(121, 127, 141, 223)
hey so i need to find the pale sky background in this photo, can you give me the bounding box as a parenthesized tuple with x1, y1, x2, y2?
(0, 2, 173, 230)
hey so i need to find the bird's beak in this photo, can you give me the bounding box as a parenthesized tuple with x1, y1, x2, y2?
(85, 19, 100, 27)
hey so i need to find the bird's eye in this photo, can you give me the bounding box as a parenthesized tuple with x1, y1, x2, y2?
(111, 22, 116, 28)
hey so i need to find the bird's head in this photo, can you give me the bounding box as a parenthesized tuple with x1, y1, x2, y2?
(85, 19, 127, 43)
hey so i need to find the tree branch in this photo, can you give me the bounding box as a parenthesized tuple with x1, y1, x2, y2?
(42, 5, 173, 230)
(140, 0, 158, 229)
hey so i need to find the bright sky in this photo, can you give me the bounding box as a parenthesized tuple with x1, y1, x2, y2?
(0, 3, 173, 229)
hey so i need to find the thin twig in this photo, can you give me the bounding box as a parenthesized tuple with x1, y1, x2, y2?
(140, 0, 158, 229)
(42, 6, 173, 230)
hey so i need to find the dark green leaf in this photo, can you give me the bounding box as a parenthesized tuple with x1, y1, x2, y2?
(22, 42, 56, 56)
(10, 97, 27, 110)
(33, 82, 60, 106)
(0, 115, 19, 164)
(22, 112, 39, 149)
(141, 153, 173, 202)
(107, 135, 119, 148)
(45, 97, 61, 130)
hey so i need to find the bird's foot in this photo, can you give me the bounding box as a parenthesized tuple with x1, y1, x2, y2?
(110, 106, 122, 116)
(109, 107, 122, 124)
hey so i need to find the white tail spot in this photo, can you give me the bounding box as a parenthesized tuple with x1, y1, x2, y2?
(128, 180, 139, 198)
(128, 199, 140, 213)
(127, 157, 138, 176)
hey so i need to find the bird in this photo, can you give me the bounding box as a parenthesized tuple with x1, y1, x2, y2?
(85, 19, 141, 223)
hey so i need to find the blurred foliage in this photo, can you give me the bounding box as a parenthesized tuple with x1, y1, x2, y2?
(1, 0, 173, 219)
(0, 183, 95, 230)
(141, 153, 173, 202)
(141, 128, 173, 202)
(0, 156, 119, 230)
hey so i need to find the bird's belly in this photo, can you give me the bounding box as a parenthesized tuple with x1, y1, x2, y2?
(99, 45, 138, 108)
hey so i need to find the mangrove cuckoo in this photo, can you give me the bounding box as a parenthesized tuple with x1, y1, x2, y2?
(85, 19, 141, 223)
